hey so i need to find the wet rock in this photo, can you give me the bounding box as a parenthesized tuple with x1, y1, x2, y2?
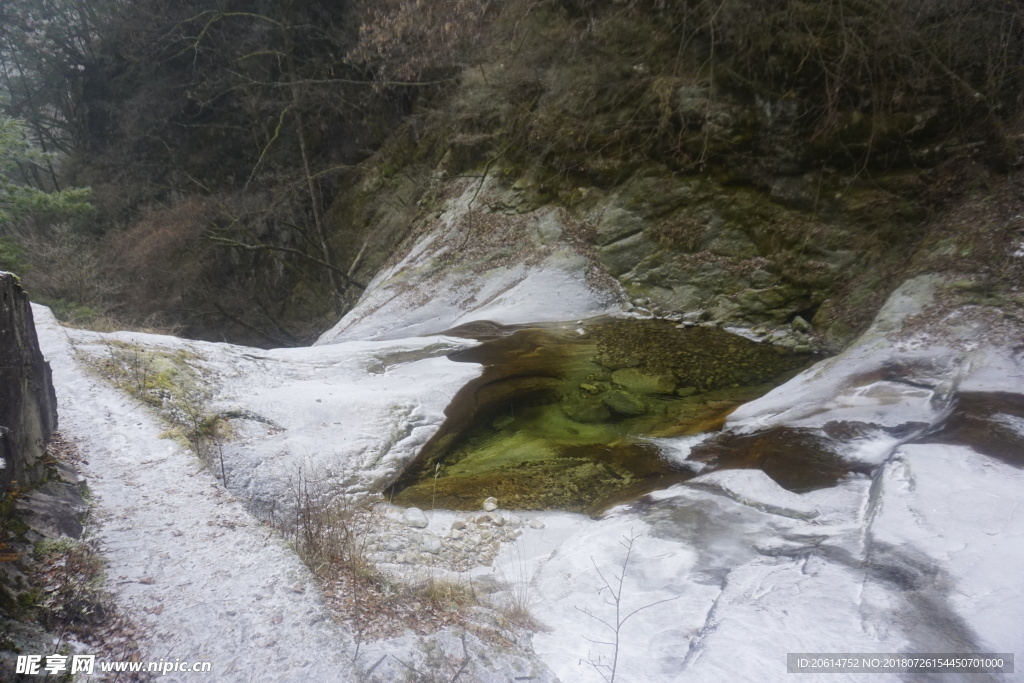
(492, 415, 515, 429)
(1, 272, 59, 494)
(562, 396, 612, 423)
(531, 210, 564, 245)
(791, 315, 811, 333)
(15, 481, 88, 539)
(451, 519, 466, 530)
(595, 206, 645, 246)
(602, 390, 647, 416)
(599, 232, 659, 277)
(611, 368, 676, 395)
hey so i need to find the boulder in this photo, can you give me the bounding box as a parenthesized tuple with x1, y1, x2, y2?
(1, 273, 58, 496)
(601, 390, 647, 416)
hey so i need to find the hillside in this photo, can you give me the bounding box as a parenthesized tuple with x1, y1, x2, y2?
(1, 0, 1022, 346)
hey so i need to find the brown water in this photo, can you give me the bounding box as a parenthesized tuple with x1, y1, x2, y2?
(390, 318, 819, 514)
(914, 392, 1024, 467)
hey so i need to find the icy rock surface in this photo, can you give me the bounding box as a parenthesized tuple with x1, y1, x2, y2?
(526, 275, 1024, 682)
(54, 315, 481, 509)
(33, 306, 354, 682)
(315, 178, 621, 344)
(29, 271, 1024, 682)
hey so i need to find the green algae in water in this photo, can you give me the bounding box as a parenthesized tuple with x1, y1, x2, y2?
(391, 318, 816, 514)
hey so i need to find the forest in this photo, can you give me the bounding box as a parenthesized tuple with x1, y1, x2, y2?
(1, 0, 1021, 345)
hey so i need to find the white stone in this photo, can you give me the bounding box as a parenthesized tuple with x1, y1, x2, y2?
(422, 535, 442, 554)
(482, 496, 498, 511)
(528, 518, 545, 529)
(403, 507, 429, 528)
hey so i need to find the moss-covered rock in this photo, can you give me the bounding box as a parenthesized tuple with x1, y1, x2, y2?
(601, 389, 647, 416)
(610, 368, 676, 395)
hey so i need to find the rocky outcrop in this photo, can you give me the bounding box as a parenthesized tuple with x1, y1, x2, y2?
(0, 272, 57, 495)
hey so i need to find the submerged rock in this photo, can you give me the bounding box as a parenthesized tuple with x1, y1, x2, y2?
(392, 317, 815, 513)
(601, 390, 647, 416)
(610, 368, 676, 395)
(561, 396, 612, 423)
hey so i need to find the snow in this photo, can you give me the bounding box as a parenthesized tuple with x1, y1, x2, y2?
(61, 323, 481, 507)
(29, 264, 1024, 682)
(316, 185, 621, 344)
(33, 306, 355, 681)
(868, 444, 1024, 658)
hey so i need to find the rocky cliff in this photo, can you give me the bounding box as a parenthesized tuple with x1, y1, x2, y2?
(318, 1, 1023, 352)
(0, 272, 58, 495)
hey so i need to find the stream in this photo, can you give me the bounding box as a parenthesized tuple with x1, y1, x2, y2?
(391, 317, 826, 513)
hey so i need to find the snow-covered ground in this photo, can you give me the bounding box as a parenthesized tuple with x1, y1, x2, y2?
(32, 270, 1024, 682)
(34, 307, 356, 681)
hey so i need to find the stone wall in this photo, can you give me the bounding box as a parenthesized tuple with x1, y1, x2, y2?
(0, 272, 57, 495)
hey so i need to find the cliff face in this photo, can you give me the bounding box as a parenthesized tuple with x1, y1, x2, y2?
(0, 272, 58, 495)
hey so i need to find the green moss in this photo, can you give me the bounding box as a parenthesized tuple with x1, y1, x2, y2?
(393, 318, 814, 513)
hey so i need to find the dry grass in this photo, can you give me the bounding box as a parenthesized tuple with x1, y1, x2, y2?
(271, 468, 487, 643)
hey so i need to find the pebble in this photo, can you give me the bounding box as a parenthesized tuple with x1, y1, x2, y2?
(529, 519, 545, 529)
(482, 497, 498, 511)
(451, 519, 466, 530)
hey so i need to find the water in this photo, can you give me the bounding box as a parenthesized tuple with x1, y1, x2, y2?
(391, 318, 818, 513)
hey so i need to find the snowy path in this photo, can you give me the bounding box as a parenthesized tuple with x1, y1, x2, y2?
(34, 307, 354, 682)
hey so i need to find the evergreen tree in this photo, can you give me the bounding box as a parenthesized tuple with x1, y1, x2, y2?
(0, 115, 90, 226)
